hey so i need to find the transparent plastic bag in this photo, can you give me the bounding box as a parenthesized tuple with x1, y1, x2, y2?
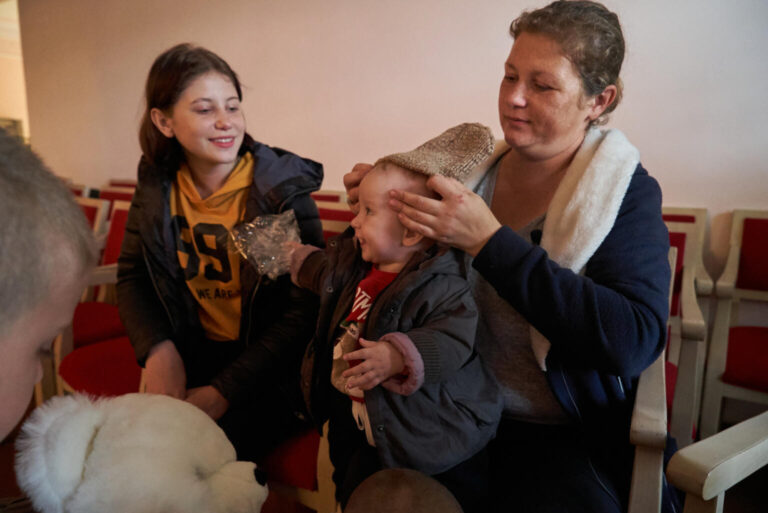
(229, 210, 300, 280)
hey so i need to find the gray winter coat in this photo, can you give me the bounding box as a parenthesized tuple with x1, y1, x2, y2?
(297, 230, 502, 474)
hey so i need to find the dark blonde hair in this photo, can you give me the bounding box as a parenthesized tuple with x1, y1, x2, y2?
(138, 43, 243, 169)
(0, 129, 97, 336)
(511, 1, 625, 125)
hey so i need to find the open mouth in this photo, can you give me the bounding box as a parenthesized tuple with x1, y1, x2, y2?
(210, 137, 236, 148)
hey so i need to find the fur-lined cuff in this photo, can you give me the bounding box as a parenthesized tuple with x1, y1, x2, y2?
(380, 332, 424, 396)
(289, 244, 322, 286)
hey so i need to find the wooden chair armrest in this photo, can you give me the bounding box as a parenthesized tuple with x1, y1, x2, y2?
(666, 411, 768, 501)
(630, 352, 668, 449)
(52, 323, 74, 396)
(95, 232, 108, 252)
(88, 263, 118, 286)
(736, 289, 768, 302)
(679, 265, 707, 341)
(715, 244, 740, 298)
(694, 266, 714, 296)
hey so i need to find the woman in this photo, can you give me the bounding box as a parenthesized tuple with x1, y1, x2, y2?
(117, 43, 323, 461)
(345, 2, 675, 511)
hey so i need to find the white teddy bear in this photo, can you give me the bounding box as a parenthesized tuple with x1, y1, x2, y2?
(15, 393, 269, 513)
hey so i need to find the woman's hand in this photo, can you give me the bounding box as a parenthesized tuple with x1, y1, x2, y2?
(342, 338, 404, 391)
(343, 163, 374, 214)
(389, 174, 502, 257)
(186, 386, 230, 420)
(144, 339, 187, 399)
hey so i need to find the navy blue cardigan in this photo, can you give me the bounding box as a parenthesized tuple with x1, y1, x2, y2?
(473, 164, 677, 509)
(473, 164, 669, 421)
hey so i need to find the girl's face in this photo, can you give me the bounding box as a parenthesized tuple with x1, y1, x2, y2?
(153, 71, 245, 176)
(498, 32, 605, 161)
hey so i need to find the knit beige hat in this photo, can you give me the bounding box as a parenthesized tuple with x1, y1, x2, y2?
(376, 123, 495, 183)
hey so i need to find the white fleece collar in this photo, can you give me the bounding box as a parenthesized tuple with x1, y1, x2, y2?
(469, 127, 640, 371)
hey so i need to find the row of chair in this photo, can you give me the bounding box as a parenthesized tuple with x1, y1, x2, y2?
(46, 185, 768, 512)
(661, 208, 768, 445)
(629, 207, 768, 512)
(66, 177, 137, 197)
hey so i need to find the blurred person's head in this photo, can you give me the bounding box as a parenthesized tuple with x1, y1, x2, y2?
(0, 129, 96, 440)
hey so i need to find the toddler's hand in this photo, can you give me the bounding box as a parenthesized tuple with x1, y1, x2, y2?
(343, 163, 373, 214)
(286, 241, 314, 286)
(342, 337, 404, 390)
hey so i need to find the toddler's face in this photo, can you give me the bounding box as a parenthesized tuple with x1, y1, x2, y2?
(350, 166, 409, 272)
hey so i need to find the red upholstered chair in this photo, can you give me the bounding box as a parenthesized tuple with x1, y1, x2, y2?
(57, 336, 142, 397)
(32, 194, 108, 403)
(75, 196, 110, 248)
(262, 423, 337, 513)
(628, 247, 677, 512)
(605, 247, 768, 513)
(98, 186, 135, 218)
(700, 209, 768, 438)
(316, 200, 355, 242)
(311, 189, 346, 203)
(55, 200, 142, 397)
(68, 183, 88, 197)
(666, 409, 768, 513)
(107, 178, 137, 188)
(664, 221, 709, 447)
(632, 326, 768, 513)
(662, 207, 713, 297)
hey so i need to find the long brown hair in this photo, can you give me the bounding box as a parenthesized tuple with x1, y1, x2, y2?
(138, 43, 243, 169)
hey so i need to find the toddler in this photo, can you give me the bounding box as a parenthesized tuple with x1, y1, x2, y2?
(290, 123, 501, 513)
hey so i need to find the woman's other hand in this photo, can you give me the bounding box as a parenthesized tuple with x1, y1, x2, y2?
(343, 163, 374, 214)
(185, 385, 230, 420)
(144, 339, 187, 399)
(389, 174, 502, 257)
(342, 338, 404, 391)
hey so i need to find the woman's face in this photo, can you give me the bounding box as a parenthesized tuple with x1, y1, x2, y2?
(154, 71, 245, 175)
(498, 32, 602, 161)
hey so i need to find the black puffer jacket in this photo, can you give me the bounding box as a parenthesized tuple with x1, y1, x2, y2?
(117, 134, 323, 406)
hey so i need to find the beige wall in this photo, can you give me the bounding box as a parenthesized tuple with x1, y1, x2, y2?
(18, 0, 768, 278)
(0, 0, 29, 139)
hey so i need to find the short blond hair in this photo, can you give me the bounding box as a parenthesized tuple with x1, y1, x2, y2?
(0, 129, 97, 337)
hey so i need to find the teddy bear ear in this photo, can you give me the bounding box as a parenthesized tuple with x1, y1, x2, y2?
(15, 394, 105, 513)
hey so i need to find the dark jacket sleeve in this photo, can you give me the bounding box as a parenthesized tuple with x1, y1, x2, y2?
(295, 249, 330, 296)
(117, 164, 175, 366)
(290, 188, 324, 249)
(211, 190, 324, 406)
(398, 276, 478, 384)
(472, 166, 670, 377)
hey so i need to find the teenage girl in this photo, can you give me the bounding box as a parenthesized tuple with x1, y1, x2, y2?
(117, 43, 324, 460)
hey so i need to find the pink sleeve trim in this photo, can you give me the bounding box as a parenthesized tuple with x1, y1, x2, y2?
(380, 332, 424, 396)
(289, 244, 321, 286)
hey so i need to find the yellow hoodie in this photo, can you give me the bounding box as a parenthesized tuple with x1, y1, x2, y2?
(170, 153, 253, 341)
